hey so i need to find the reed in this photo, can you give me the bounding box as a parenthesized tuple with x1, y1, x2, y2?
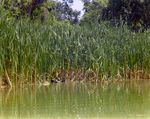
(1, 7, 150, 87)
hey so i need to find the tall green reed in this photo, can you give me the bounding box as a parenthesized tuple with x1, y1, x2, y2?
(1, 6, 150, 86)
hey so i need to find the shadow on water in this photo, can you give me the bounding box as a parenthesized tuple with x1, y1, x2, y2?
(0, 81, 150, 118)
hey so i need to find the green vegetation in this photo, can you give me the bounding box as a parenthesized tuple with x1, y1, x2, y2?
(81, 0, 150, 31)
(1, 0, 81, 24)
(1, 0, 150, 87)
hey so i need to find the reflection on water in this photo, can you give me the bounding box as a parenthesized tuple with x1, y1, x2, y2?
(0, 81, 150, 119)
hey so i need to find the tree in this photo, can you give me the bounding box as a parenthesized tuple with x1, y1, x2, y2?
(102, 0, 150, 31)
(2, 0, 80, 24)
(142, 0, 150, 30)
(80, 0, 150, 31)
(2, 0, 56, 21)
(80, 1, 102, 25)
(54, 1, 80, 24)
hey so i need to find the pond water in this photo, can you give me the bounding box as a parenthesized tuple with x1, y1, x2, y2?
(0, 81, 150, 119)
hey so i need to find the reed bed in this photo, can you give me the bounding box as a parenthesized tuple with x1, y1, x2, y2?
(0, 7, 150, 87)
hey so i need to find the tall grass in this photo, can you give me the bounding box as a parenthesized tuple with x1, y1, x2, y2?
(0, 7, 150, 86)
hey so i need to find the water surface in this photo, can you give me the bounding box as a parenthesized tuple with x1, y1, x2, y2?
(0, 81, 150, 119)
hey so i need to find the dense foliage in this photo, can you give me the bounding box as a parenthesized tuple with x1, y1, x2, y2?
(102, 0, 150, 31)
(1, 0, 150, 87)
(80, 1, 102, 25)
(1, 0, 81, 24)
(54, 1, 80, 24)
(81, 0, 150, 31)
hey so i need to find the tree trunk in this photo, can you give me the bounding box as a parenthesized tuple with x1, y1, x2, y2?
(21, 0, 26, 12)
(21, 0, 45, 16)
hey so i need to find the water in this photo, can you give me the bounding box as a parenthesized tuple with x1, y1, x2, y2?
(0, 81, 150, 119)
